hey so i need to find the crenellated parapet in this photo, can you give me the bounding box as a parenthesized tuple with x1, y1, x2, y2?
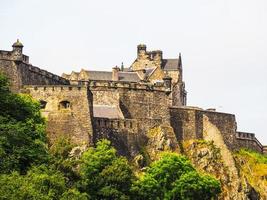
(236, 131, 264, 153)
(94, 118, 138, 132)
(27, 65, 69, 85)
(77, 80, 169, 93)
(170, 106, 264, 154)
(22, 85, 86, 92)
(21, 84, 94, 146)
(0, 50, 29, 63)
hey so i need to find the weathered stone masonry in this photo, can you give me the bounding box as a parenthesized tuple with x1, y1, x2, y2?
(22, 85, 94, 145)
(0, 40, 265, 155)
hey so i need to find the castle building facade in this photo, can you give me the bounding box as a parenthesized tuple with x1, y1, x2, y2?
(0, 40, 266, 156)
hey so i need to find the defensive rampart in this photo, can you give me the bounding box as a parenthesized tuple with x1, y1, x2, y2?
(170, 106, 263, 153)
(0, 51, 69, 91)
(21, 85, 94, 145)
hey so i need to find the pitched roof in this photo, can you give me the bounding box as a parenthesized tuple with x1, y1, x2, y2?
(93, 105, 124, 119)
(162, 59, 179, 70)
(65, 70, 141, 82)
(118, 72, 140, 82)
(86, 71, 112, 80)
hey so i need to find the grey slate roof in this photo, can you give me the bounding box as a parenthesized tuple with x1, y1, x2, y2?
(144, 68, 156, 77)
(93, 105, 124, 119)
(86, 71, 112, 81)
(118, 72, 140, 82)
(78, 70, 140, 82)
(162, 59, 179, 70)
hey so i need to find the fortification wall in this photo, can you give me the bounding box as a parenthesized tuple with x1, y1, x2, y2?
(93, 118, 142, 157)
(21, 85, 94, 145)
(0, 53, 69, 92)
(18, 63, 69, 86)
(0, 50, 29, 63)
(170, 107, 263, 153)
(236, 132, 263, 153)
(0, 59, 21, 91)
(87, 80, 170, 129)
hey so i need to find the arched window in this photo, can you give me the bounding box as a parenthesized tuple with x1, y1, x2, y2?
(59, 100, 71, 110)
(39, 100, 47, 109)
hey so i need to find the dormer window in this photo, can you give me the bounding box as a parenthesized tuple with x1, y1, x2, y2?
(39, 100, 47, 109)
(59, 100, 71, 110)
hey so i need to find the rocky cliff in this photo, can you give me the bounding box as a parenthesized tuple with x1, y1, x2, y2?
(133, 125, 267, 200)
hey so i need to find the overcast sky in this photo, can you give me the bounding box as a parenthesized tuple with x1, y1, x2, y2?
(1, 0, 267, 144)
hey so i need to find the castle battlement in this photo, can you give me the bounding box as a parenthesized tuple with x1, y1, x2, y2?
(81, 80, 168, 92)
(0, 50, 29, 63)
(94, 118, 138, 131)
(27, 65, 69, 84)
(22, 85, 87, 92)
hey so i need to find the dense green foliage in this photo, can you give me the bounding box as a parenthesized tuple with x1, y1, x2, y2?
(234, 149, 267, 196)
(237, 148, 267, 164)
(131, 153, 221, 200)
(79, 139, 134, 199)
(0, 74, 48, 174)
(0, 73, 221, 200)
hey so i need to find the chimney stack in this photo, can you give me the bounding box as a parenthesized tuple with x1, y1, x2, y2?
(112, 66, 120, 81)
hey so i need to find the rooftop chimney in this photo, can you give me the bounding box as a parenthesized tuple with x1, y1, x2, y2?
(112, 66, 120, 81)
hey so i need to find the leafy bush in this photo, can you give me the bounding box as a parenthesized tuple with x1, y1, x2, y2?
(0, 74, 48, 174)
(132, 153, 221, 200)
(79, 139, 134, 200)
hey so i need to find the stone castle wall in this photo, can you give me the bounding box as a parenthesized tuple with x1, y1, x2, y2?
(93, 118, 142, 157)
(21, 85, 94, 145)
(170, 107, 263, 153)
(236, 132, 263, 153)
(87, 80, 171, 127)
(0, 51, 69, 91)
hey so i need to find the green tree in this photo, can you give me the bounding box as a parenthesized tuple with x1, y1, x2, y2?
(169, 171, 221, 200)
(132, 153, 221, 200)
(49, 137, 80, 187)
(0, 165, 89, 200)
(79, 139, 134, 199)
(0, 74, 48, 174)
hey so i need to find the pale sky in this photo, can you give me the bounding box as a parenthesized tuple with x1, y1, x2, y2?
(1, 0, 267, 144)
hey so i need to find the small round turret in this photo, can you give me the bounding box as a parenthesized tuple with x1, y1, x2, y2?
(12, 39, 24, 48)
(12, 39, 24, 61)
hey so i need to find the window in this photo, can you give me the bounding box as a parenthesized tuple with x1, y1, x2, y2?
(39, 100, 47, 109)
(59, 100, 71, 110)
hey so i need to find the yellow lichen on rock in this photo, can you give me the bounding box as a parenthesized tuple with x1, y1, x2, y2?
(234, 149, 267, 199)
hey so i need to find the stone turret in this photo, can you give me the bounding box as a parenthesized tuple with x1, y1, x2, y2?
(12, 39, 24, 61)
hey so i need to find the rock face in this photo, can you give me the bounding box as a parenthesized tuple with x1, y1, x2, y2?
(132, 125, 180, 168)
(133, 121, 267, 199)
(183, 140, 266, 200)
(145, 125, 180, 161)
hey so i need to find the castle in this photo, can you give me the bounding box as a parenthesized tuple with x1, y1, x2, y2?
(0, 40, 266, 156)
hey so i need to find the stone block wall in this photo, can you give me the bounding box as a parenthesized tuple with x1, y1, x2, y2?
(236, 132, 263, 153)
(0, 59, 21, 91)
(18, 63, 69, 86)
(170, 107, 264, 153)
(88, 81, 170, 131)
(21, 85, 94, 146)
(93, 118, 143, 157)
(0, 53, 69, 92)
(170, 107, 237, 150)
